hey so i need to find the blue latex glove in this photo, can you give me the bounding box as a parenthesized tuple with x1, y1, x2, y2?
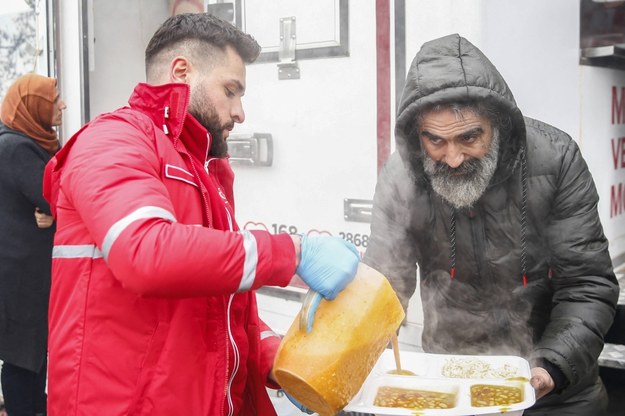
(296, 235, 360, 300)
(282, 390, 315, 414)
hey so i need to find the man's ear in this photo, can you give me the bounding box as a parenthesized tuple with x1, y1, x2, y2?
(169, 56, 192, 83)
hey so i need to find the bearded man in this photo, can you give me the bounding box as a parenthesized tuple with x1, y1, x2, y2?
(43, 13, 359, 416)
(364, 34, 619, 416)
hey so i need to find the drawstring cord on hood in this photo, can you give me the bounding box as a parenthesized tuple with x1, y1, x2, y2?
(450, 210, 456, 279)
(449, 147, 528, 287)
(520, 147, 528, 286)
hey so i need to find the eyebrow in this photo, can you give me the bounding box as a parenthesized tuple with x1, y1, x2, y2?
(459, 126, 484, 139)
(421, 126, 484, 141)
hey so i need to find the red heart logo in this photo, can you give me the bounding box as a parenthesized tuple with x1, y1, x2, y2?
(243, 221, 269, 232)
(306, 229, 333, 237)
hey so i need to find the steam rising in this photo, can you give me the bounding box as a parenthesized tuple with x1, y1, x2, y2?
(366, 141, 537, 359)
(420, 269, 535, 357)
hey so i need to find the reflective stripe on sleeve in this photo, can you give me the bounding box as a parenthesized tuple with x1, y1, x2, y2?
(236, 230, 258, 292)
(260, 330, 280, 341)
(53, 244, 103, 259)
(101, 206, 177, 260)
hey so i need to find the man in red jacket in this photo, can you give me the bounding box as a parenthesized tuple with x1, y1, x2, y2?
(43, 13, 359, 416)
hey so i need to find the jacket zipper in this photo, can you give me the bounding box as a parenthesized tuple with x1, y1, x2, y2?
(468, 207, 487, 280)
(206, 157, 234, 230)
(225, 294, 239, 416)
(167, 104, 238, 415)
(206, 155, 238, 416)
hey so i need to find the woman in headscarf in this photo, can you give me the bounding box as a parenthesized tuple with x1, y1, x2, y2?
(0, 73, 65, 416)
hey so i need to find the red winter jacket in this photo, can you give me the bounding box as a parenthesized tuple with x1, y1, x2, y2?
(43, 82, 295, 415)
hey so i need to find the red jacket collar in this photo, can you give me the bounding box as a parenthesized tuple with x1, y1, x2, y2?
(128, 82, 212, 164)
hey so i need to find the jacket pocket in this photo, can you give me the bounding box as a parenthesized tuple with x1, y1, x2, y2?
(164, 163, 198, 187)
(126, 322, 169, 415)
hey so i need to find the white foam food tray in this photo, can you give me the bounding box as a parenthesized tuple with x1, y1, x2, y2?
(343, 349, 535, 416)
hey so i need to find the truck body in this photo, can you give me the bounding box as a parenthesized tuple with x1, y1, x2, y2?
(43, 0, 625, 351)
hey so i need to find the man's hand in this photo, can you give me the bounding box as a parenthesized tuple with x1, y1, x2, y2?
(295, 235, 359, 300)
(530, 367, 555, 400)
(34, 208, 54, 229)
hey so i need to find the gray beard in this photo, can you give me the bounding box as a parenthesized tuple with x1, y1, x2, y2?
(423, 131, 500, 209)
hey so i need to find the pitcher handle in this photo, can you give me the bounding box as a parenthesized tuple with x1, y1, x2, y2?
(299, 289, 323, 333)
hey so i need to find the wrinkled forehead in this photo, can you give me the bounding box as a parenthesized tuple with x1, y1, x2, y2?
(419, 102, 480, 121)
(417, 105, 492, 132)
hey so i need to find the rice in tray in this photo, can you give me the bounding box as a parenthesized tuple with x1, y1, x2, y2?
(441, 358, 519, 379)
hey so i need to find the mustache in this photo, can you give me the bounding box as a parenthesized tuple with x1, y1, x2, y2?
(428, 158, 481, 176)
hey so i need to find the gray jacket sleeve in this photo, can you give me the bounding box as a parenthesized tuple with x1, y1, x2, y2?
(364, 153, 420, 312)
(533, 137, 619, 388)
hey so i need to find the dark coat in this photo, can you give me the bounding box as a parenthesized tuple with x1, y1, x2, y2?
(0, 121, 54, 372)
(364, 34, 620, 414)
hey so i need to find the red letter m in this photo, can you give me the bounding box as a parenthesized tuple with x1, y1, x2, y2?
(612, 86, 625, 124)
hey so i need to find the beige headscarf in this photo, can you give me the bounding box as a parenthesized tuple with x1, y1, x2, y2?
(0, 73, 60, 155)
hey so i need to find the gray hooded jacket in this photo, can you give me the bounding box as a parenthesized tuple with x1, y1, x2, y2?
(364, 34, 620, 414)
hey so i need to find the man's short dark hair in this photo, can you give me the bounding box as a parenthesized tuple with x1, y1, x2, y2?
(145, 13, 261, 72)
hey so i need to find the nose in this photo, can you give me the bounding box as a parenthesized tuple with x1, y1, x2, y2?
(443, 142, 464, 168)
(59, 99, 67, 110)
(232, 99, 245, 124)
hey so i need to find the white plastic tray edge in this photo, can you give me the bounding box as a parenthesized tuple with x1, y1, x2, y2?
(343, 350, 536, 416)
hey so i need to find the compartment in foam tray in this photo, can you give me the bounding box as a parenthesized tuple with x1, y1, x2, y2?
(343, 349, 536, 416)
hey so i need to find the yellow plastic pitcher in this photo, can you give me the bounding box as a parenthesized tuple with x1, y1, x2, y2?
(273, 263, 405, 416)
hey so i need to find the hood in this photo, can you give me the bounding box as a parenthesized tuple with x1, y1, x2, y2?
(395, 34, 526, 180)
(44, 82, 199, 218)
(43, 82, 231, 221)
(394, 34, 531, 286)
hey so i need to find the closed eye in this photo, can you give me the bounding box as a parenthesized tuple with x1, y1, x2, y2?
(225, 79, 245, 98)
